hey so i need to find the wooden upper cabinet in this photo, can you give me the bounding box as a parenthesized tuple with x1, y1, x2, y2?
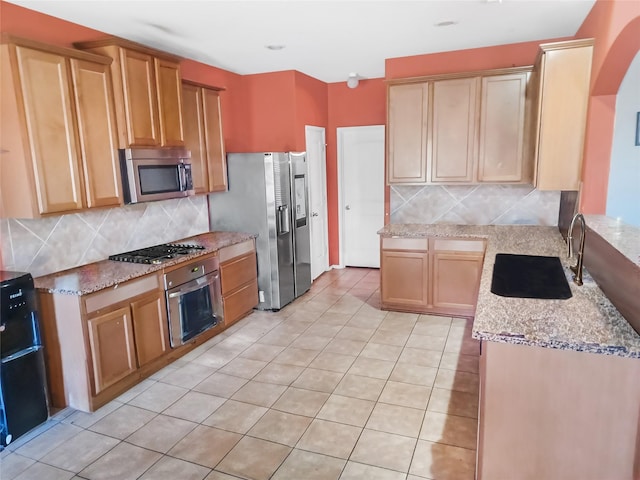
(387, 83, 429, 184)
(182, 82, 208, 193)
(75, 37, 185, 148)
(182, 81, 227, 193)
(533, 39, 593, 191)
(121, 49, 160, 146)
(155, 58, 185, 146)
(202, 88, 227, 192)
(70, 58, 121, 208)
(13, 46, 85, 214)
(431, 77, 479, 183)
(478, 73, 528, 183)
(1, 37, 121, 218)
(386, 67, 532, 186)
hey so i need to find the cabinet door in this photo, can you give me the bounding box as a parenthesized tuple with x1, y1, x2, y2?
(387, 83, 429, 184)
(431, 77, 479, 183)
(121, 49, 160, 146)
(131, 292, 169, 367)
(381, 250, 430, 308)
(202, 88, 227, 192)
(15, 46, 84, 214)
(87, 307, 136, 394)
(478, 73, 527, 183)
(70, 59, 122, 208)
(432, 252, 483, 313)
(155, 58, 185, 147)
(182, 83, 208, 193)
(535, 44, 592, 191)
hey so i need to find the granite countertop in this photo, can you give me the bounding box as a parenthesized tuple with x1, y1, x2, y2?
(34, 231, 255, 295)
(379, 224, 640, 359)
(583, 214, 640, 266)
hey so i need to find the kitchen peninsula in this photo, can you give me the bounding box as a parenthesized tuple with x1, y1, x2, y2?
(379, 224, 640, 480)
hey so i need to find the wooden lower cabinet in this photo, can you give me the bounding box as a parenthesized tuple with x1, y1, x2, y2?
(220, 240, 258, 326)
(223, 279, 259, 326)
(380, 236, 485, 316)
(131, 292, 169, 367)
(39, 273, 173, 412)
(432, 252, 484, 316)
(87, 307, 136, 394)
(381, 250, 429, 308)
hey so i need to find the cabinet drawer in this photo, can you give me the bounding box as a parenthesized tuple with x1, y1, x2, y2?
(221, 252, 257, 295)
(433, 238, 485, 253)
(219, 239, 254, 263)
(382, 237, 429, 251)
(223, 279, 258, 326)
(84, 274, 159, 314)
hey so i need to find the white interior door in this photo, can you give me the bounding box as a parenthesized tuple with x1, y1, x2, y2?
(338, 125, 385, 268)
(305, 125, 329, 280)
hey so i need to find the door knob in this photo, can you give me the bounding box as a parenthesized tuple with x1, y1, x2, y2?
(312, 212, 319, 217)
(345, 205, 351, 210)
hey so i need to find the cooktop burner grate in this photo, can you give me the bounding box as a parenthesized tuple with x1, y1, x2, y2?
(109, 243, 205, 264)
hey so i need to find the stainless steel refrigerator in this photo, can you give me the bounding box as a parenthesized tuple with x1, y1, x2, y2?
(208, 152, 311, 310)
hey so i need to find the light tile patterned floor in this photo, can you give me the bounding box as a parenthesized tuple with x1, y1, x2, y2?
(1, 268, 479, 480)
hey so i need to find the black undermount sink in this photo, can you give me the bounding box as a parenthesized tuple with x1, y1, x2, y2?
(491, 254, 573, 300)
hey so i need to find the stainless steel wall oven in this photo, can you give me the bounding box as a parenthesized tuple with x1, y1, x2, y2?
(164, 256, 223, 347)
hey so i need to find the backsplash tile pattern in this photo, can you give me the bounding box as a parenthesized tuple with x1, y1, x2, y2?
(0, 196, 209, 277)
(391, 185, 560, 226)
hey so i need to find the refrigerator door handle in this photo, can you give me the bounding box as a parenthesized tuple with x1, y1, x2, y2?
(277, 205, 290, 235)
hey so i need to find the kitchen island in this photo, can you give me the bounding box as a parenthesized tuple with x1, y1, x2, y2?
(379, 224, 640, 479)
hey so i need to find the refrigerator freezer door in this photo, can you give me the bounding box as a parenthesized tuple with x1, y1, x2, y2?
(272, 153, 295, 309)
(290, 152, 311, 297)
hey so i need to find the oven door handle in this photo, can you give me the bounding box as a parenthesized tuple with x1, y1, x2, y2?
(167, 274, 217, 299)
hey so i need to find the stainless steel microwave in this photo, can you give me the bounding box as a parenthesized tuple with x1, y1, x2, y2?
(119, 147, 194, 204)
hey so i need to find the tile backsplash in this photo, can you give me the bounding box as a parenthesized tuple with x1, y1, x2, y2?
(0, 196, 209, 277)
(390, 184, 560, 226)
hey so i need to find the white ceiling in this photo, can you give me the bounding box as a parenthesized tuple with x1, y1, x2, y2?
(8, 0, 596, 83)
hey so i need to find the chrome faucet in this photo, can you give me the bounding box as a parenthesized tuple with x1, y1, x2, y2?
(567, 213, 586, 286)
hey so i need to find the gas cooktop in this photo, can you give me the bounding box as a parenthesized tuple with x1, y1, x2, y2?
(109, 243, 205, 265)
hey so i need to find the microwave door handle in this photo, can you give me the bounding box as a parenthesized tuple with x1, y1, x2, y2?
(178, 164, 187, 192)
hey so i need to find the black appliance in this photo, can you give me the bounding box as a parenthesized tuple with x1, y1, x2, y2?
(0, 271, 49, 447)
(108, 243, 205, 265)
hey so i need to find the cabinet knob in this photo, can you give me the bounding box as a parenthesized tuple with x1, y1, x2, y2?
(345, 205, 351, 210)
(312, 212, 319, 217)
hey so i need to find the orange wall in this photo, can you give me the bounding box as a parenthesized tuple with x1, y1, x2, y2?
(294, 71, 328, 151)
(575, 0, 640, 214)
(385, 38, 570, 79)
(237, 71, 298, 152)
(326, 79, 386, 265)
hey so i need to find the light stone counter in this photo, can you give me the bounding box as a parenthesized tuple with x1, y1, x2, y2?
(583, 214, 640, 266)
(34, 231, 255, 295)
(379, 224, 640, 358)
